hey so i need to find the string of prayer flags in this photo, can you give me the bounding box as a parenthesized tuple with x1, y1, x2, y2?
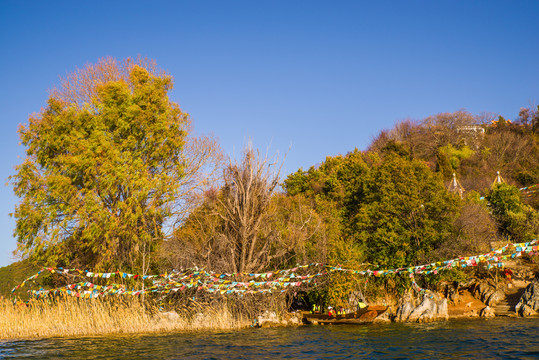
(11, 239, 538, 299)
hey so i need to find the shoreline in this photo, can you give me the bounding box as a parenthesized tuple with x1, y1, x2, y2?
(3, 262, 538, 341)
(2, 284, 537, 341)
(2, 307, 537, 343)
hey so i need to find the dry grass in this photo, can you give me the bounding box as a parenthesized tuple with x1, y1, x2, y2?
(0, 296, 251, 340)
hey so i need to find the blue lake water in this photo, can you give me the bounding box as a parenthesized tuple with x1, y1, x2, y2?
(1, 317, 538, 359)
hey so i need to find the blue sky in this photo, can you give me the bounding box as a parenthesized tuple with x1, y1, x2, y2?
(1, 1, 538, 267)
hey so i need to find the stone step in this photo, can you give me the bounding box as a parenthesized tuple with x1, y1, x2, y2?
(494, 306, 515, 316)
(496, 287, 526, 308)
(495, 312, 517, 317)
(497, 300, 519, 306)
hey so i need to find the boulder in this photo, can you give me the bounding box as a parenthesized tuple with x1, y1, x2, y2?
(437, 298, 448, 318)
(520, 304, 538, 317)
(472, 279, 506, 306)
(282, 311, 303, 326)
(483, 288, 496, 302)
(395, 293, 416, 322)
(486, 288, 505, 307)
(474, 280, 491, 299)
(515, 278, 539, 317)
(373, 307, 393, 323)
(443, 281, 460, 304)
(480, 306, 495, 318)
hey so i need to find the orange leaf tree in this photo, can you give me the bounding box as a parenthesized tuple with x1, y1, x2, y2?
(11, 58, 191, 271)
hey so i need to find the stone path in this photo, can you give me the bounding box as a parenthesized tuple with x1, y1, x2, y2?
(493, 280, 528, 316)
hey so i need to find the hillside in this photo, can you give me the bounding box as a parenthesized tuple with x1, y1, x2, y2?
(0, 259, 40, 298)
(368, 109, 539, 204)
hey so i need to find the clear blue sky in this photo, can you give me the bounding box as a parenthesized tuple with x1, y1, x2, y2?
(1, 1, 538, 267)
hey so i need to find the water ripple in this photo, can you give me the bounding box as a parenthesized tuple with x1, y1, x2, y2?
(1, 318, 538, 359)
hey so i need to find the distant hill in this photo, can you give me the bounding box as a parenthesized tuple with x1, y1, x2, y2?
(368, 109, 539, 207)
(0, 259, 40, 298)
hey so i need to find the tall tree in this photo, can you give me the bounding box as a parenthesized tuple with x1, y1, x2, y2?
(11, 58, 197, 271)
(217, 146, 282, 273)
(353, 154, 460, 268)
(283, 149, 375, 266)
(487, 183, 539, 242)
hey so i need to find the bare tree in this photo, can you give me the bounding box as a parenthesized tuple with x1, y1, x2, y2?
(435, 202, 498, 259)
(217, 145, 282, 273)
(164, 144, 332, 273)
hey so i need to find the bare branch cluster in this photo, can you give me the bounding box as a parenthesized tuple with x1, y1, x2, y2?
(217, 146, 282, 273)
(50, 56, 164, 108)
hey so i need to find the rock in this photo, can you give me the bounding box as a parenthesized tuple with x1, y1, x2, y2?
(373, 307, 393, 323)
(476, 281, 491, 299)
(519, 304, 538, 317)
(515, 278, 539, 317)
(256, 311, 284, 327)
(437, 298, 448, 319)
(480, 306, 495, 318)
(445, 283, 459, 303)
(395, 294, 416, 322)
(486, 289, 505, 307)
(483, 288, 496, 303)
(282, 311, 303, 326)
(414, 297, 434, 322)
(472, 280, 506, 306)
(156, 311, 180, 322)
(395, 293, 448, 323)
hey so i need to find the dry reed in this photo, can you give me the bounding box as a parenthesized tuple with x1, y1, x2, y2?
(0, 296, 251, 340)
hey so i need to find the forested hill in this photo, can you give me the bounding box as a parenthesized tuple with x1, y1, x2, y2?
(367, 109, 539, 198)
(281, 108, 539, 273)
(163, 107, 539, 286)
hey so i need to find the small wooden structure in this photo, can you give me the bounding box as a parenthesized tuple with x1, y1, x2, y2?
(303, 305, 388, 325)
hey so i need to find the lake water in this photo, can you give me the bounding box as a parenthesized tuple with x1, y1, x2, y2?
(1, 318, 538, 359)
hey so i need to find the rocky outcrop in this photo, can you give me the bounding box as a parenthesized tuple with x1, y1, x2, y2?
(471, 279, 506, 307)
(395, 292, 448, 322)
(472, 280, 493, 303)
(515, 278, 539, 317)
(373, 307, 393, 322)
(395, 293, 415, 321)
(282, 311, 303, 325)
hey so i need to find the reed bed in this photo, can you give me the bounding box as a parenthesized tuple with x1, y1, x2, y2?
(0, 296, 252, 340)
